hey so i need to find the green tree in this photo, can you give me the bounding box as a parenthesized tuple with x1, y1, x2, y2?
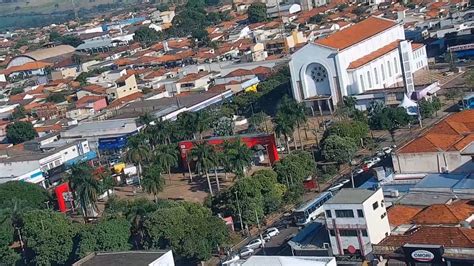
(325, 120, 369, 147)
(133, 27, 163, 47)
(22, 210, 78, 265)
(6, 121, 37, 144)
(137, 112, 154, 126)
(99, 169, 115, 198)
(248, 111, 267, 133)
(274, 110, 294, 153)
(9, 87, 24, 95)
(142, 164, 165, 202)
(310, 13, 326, 24)
(369, 106, 411, 131)
(46, 93, 66, 103)
(230, 177, 264, 225)
(190, 142, 217, 195)
(322, 135, 358, 164)
(445, 88, 462, 103)
(126, 134, 151, 186)
(69, 163, 100, 217)
(224, 139, 252, 178)
(154, 144, 178, 181)
(252, 170, 286, 214)
(213, 116, 234, 136)
(10, 105, 26, 120)
(247, 3, 267, 23)
(0, 181, 50, 210)
(76, 218, 131, 258)
(142, 201, 228, 261)
(465, 70, 474, 89)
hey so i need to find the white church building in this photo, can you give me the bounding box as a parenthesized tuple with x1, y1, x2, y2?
(289, 16, 428, 112)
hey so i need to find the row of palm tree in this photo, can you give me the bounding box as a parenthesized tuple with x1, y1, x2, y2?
(189, 139, 253, 196)
(273, 96, 307, 153)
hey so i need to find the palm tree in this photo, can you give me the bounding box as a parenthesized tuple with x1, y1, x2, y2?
(138, 112, 154, 126)
(126, 134, 151, 187)
(99, 169, 115, 198)
(142, 164, 165, 202)
(294, 102, 307, 150)
(225, 139, 253, 178)
(69, 163, 100, 217)
(190, 142, 217, 196)
(274, 111, 294, 154)
(154, 144, 178, 182)
(195, 110, 213, 139)
(177, 112, 199, 139)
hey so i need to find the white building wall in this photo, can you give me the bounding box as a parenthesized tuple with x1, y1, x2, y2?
(362, 189, 390, 245)
(411, 46, 429, 72)
(393, 151, 470, 174)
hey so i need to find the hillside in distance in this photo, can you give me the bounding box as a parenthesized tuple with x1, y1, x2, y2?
(0, 0, 140, 16)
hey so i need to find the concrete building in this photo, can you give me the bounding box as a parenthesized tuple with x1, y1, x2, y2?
(237, 256, 336, 266)
(393, 110, 474, 174)
(0, 139, 93, 187)
(289, 17, 428, 111)
(107, 74, 140, 101)
(50, 67, 77, 80)
(323, 188, 390, 258)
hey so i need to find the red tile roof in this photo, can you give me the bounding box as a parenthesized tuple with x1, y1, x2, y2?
(348, 40, 400, 69)
(177, 71, 211, 83)
(387, 205, 423, 227)
(315, 17, 398, 50)
(80, 84, 107, 95)
(106, 92, 143, 110)
(412, 200, 474, 225)
(411, 42, 425, 50)
(399, 110, 474, 153)
(0, 61, 53, 75)
(76, 95, 106, 107)
(377, 226, 474, 248)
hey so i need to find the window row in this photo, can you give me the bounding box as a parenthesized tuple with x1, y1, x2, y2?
(329, 229, 368, 237)
(326, 209, 364, 218)
(358, 57, 400, 91)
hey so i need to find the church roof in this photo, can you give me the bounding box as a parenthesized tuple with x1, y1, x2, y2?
(347, 40, 400, 69)
(314, 17, 398, 51)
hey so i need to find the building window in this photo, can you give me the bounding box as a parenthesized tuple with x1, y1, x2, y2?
(381, 64, 386, 80)
(357, 209, 364, 218)
(329, 229, 335, 236)
(367, 71, 372, 88)
(374, 68, 379, 84)
(335, 210, 354, 218)
(361, 229, 368, 237)
(394, 57, 398, 74)
(372, 201, 379, 210)
(381, 212, 387, 219)
(339, 229, 358, 237)
(387, 61, 392, 77)
(359, 74, 365, 91)
(325, 210, 332, 218)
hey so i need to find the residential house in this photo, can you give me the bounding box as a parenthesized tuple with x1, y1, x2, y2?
(76, 84, 107, 99)
(50, 67, 77, 80)
(167, 71, 214, 94)
(106, 74, 140, 101)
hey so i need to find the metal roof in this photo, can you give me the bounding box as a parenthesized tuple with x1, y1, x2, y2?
(24, 45, 75, 61)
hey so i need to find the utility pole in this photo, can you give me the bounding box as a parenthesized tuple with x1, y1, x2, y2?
(255, 209, 260, 230)
(234, 191, 244, 233)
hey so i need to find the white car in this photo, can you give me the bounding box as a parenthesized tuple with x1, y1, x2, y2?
(239, 247, 254, 258)
(221, 254, 239, 265)
(245, 238, 264, 249)
(364, 157, 381, 168)
(277, 145, 285, 152)
(264, 227, 280, 238)
(352, 168, 364, 175)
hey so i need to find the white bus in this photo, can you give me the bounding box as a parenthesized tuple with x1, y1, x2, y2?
(293, 192, 333, 226)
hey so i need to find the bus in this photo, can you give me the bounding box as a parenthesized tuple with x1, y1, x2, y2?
(293, 192, 333, 226)
(459, 93, 474, 110)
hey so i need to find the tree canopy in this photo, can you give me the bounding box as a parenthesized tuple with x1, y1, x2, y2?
(0, 181, 50, 210)
(322, 135, 358, 164)
(247, 3, 267, 23)
(6, 121, 37, 144)
(324, 120, 368, 147)
(133, 27, 163, 47)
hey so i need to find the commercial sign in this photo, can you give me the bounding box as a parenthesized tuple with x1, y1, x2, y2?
(411, 250, 435, 262)
(402, 244, 444, 264)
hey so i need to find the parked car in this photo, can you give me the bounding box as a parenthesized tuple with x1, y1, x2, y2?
(352, 168, 364, 175)
(363, 157, 381, 168)
(277, 145, 285, 152)
(239, 247, 254, 258)
(221, 254, 239, 265)
(274, 217, 293, 229)
(264, 227, 280, 238)
(245, 238, 264, 249)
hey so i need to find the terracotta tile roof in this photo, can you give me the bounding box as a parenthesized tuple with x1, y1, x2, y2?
(76, 95, 106, 107)
(377, 226, 474, 248)
(0, 61, 53, 75)
(34, 124, 63, 133)
(80, 84, 107, 95)
(348, 40, 400, 69)
(224, 69, 254, 78)
(116, 74, 134, 83)
(387, 205, 423, 227)
(177, 71, 211, 83)
(411, 43, 424, 50)
(399, 110, 474, 153)
(106, 92, 143, 109)
(114, 58, 135, 66)
(412, 200, 474, 225)
(315, 17, 398, 50)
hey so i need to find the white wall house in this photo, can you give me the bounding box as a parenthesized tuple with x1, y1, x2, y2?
(323, 188, 390, 258)
(289, 16, 428, 111)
